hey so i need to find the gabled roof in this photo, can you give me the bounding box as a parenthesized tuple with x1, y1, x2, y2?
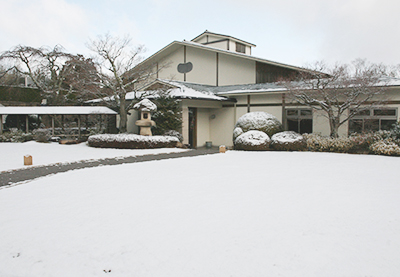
(191, 30, 256, 47)
(137, 40, 313, 75)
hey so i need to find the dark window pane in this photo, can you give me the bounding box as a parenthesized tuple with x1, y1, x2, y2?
(352, 109, 370, 116)
(236, 42, 245, 53)
(300, 119, 313, 134)
(287, 119, 299, 133)
(300, 109, 312, 116)
(380, 120, 397, 130)
(287, 110, 298, 116)
(349, 119, 363, 133)
(364, 119, 380, 132)
(374, 109, 396, 116)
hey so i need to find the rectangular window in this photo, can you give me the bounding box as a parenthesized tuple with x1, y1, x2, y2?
(236, 42, 246, 53)
(286, 108, 313, 134)
(349, 107, 397, 133)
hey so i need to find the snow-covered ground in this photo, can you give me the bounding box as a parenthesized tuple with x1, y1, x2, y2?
(1, 151, 400, 276)
(0, 141, 188, 172)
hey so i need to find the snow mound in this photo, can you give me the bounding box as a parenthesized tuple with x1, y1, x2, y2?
(234, 112, 282, 140)
(133, 99, 157, 112)
(271, 131, 307, 151)
(235, 130, 270, 151)
(88, 134, 179, 149)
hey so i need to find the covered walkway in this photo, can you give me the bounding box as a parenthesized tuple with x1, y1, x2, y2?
(0, 106, 117, 137)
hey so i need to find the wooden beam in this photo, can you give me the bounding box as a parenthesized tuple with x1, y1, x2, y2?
(78, 115, 81, 139)
(25, 115, 29, 133)
(52, 116, 55, 136)
(0, 115, 3, 135)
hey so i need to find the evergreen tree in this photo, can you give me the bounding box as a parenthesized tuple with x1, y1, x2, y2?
(151, 90, 182, 135)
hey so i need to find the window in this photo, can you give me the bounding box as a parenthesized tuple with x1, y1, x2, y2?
(286, 108, 313, 134)
(349, 107, 397, 133)
(236, 42, 246, 53)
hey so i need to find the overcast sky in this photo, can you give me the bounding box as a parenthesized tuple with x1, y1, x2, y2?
(1, 0, 399, 68)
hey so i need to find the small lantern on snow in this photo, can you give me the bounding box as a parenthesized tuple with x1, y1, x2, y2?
(134, 99, 157, 136)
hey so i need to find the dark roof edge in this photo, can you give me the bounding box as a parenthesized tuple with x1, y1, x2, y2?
(191, 30, 256, 47)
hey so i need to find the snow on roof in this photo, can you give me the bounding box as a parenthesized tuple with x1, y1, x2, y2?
(0, 106, 117, 115)
(191, 30, 256, 47)
(133, 99, 157, 112)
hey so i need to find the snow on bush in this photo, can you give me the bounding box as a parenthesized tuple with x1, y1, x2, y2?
(88, 134, 179, 149)
(271, 131, 306, 151)
(163, 130, 183, 142)
(369, 139, 400, 156)
(234, 130, 270, 151)
(0, 129, 33, 142)
(303, 133, 354, 153)
(233, 112, 282, 142)
(32, 128, 52, 142)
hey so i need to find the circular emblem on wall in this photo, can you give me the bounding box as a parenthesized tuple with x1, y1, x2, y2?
(177, 62, 193, 74)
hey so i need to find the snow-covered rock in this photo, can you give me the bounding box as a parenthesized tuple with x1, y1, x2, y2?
(233, 112, 282, 141)
(271, 131, 306, 151)
(234, 130, 270, 151)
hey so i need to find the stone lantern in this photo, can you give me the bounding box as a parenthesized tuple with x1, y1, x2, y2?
(133, 99, 157, 136)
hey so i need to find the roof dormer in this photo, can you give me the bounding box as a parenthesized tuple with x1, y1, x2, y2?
(191, 30, 256, 55)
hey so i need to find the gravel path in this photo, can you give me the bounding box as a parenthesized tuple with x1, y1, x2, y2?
(0, 147, 220, 186)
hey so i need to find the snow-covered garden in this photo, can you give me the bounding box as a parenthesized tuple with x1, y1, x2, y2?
(1, 149, 400, 276)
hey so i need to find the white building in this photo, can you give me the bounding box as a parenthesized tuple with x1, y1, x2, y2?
(126, 31, 400, 148)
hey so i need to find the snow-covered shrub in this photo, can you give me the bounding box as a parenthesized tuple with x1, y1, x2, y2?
(348, 131, 391, 153)
(270, 131, 306, 151)
(0, 130, 33, 142)
(233, 112, 282, 141)
(233, 127, 244, 141)
(88, 134, 179, 149)
(234, 130, 270, 151)
(163, 130, 183, 142)
(370, 139, 400, 156)
(303, 134, 353, 153)
(33, 128, 52, 142)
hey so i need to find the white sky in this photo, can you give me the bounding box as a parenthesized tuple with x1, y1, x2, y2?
(1, 0, 399, 68)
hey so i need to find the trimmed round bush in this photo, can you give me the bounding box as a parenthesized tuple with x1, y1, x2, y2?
(271, 131, 306, 151)
(88, 134, 179, 149)
(234, 130, 270, 151)
(233, 112, 282, 141)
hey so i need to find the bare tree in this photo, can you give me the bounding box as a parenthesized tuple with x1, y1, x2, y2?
(0, 45, 91, 105)
(87, 33, 159, 133)
(282, 59, 394, 138)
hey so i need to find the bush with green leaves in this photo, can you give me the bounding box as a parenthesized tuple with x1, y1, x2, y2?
(0, 129, 33, 142)
(151, 91, 182, 136)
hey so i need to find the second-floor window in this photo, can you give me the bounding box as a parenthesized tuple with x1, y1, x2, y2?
(236, 42, 246, 53)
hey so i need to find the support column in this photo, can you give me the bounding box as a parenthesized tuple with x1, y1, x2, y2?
(282, 93, 287, 130)
(25, 115, 29, 133)
(52, 116, 55, 136)
(247, 95, 251, 113)
(0, 115, 3, 135)
(78, 115, 81, 139)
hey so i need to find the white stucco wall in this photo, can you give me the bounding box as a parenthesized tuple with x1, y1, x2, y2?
(185, 47, 217, 85)
(209, 107, 236, 147)
(218, 54, 256, 86)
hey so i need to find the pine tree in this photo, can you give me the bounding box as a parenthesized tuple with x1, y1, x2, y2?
(151, 90, 182, 135)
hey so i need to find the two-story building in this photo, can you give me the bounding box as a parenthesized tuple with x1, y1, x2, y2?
(124, 30, 400, 148)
